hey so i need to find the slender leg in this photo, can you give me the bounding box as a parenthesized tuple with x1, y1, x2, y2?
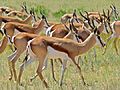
(17, 56, 34, 84)
(58, 58, 63, 64)
(9, 44, 15, 52)
(50, 59, 57, 82)
(42, 58, 48, 71)
(71, 57, 86, 85)
(102, 35, 113, 55)
(59, 59, 67, 86)
(30, 73, 38, 82)
(8, 51, 17, 80)
(9, 50, 24, 81)
(22, 54, 29, 63)
(113, 37, 119, 55)
(8, 50, 17, 61)
(8, 61, 13, 80)
(77, 56, 82, 65)
(11, 52, 22, 81)
(36, 60, 49, 88)
(30, 58, 48, 82)
(91, 48, 96, 71)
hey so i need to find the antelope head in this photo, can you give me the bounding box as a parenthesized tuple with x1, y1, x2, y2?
(110, 4, 119, 20)
(88, 19, 106, 47)
(40, 12, 50, 28)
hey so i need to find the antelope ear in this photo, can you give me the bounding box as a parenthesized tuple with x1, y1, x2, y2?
(73, 9, 77, 17)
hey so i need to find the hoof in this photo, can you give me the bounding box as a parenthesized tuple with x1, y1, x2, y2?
(9, 76, 12, 81)
(83, 82, 89, 86)
(30, 77, 35, 82)
(30, 78, 33, 82)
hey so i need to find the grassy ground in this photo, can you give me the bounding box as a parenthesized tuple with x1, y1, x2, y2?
(0, 0, 120, 90)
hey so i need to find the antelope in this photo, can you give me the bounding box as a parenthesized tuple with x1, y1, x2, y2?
(8, 13, 106, 85)
(103, 17, 120, 55)
(0, 2, 29, 18)
(0, 8, 35, 30)
(0, 14, 46, 54)
(61, 10, 83, 24)
(17, 21, 105, 87)
(6, 2, 29, 18)
(79, 4, 118, 27)
(7, 17, 81, 82)
(0, 6, 14, 15)
(7, 33, 39, 81)
(41, 12, 108, 81)
(99, 6, 120, 55)
(46, 10, 88, 38)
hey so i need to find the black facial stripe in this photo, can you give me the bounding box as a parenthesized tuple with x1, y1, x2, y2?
(97, 35, 104, 47)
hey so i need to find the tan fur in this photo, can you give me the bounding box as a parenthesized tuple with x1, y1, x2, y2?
(104, 21, 120, 55)
(0, 36, 8, 53)
(17, 31, 101, 87)
(0, 17, 45, 54)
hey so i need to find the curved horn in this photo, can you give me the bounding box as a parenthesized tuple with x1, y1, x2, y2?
(21, 2, 29, 14)
(63, 23, 70, 31)
(107, 9, 110, 17)
(79, 11, 88, 20)
(103, 9, 107, 18)
(84, 11, 89, 18)
(73, 9, 77, 17)
(97, 35, 106, 47)
(30, 8, 37, 22)
(72, 9, 80, 23)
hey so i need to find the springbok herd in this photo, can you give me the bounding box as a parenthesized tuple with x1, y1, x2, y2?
(0, 2, 120, 88)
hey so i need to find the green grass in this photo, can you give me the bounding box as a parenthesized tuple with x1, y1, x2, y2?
(0, 0, 120, 90)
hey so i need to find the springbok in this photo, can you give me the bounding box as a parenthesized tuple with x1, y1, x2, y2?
(0, 7, 35, 30)
(40, 12, 109, 80)
(7, 17, 80, 82)
(16, 18, 106, 88)
(0, 2, 29, 18)
(103, 17, 120, 55)
(6, 2, 29, 18)
(99, 6, 120, 55)
(8, 12, 106, 84)
(0, 14, 46, 54)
